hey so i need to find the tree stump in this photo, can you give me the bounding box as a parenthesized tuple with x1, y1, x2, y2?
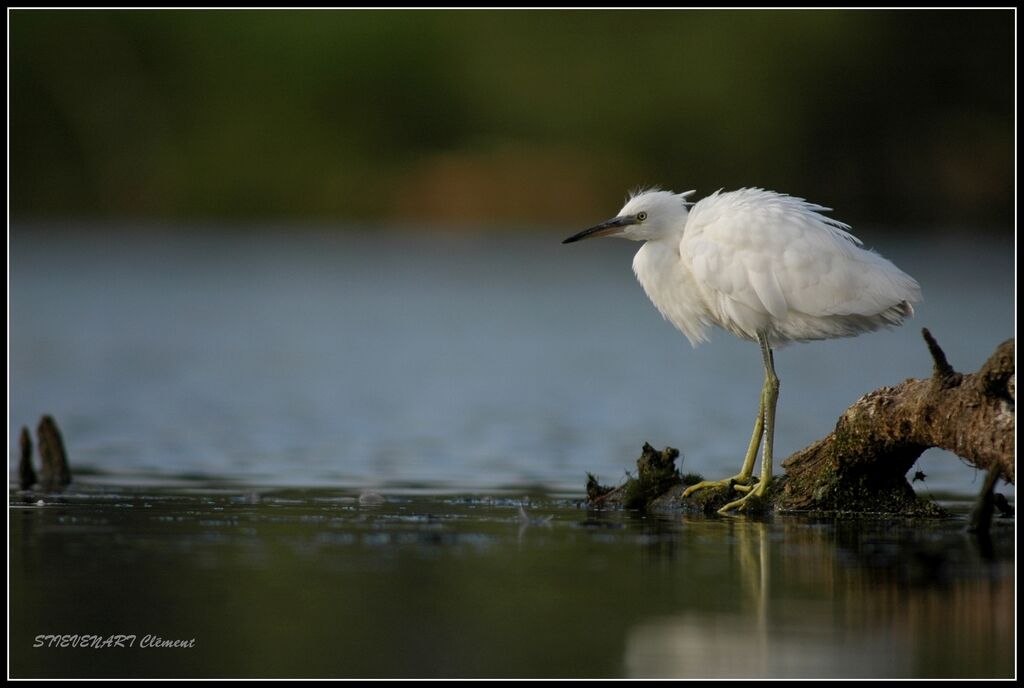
(777, 331, 1013, 513)
(588, 331, 1015, 515)
(36, 415, 72, 492)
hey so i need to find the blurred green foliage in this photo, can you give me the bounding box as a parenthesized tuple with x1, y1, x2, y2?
(10, 10, 1013, 229)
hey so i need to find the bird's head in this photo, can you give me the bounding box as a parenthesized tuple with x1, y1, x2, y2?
(562, 189, 695, 244)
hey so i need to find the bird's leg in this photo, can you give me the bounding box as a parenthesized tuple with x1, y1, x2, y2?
(730, 374, 768, 494)
(720, 334, 779, 514)
(682, 367, 766, 499)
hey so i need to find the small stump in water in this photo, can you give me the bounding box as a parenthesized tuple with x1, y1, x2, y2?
(623, 443, 682, 509)
(588, 443, 707, 512)
(18, 415, 73, 492)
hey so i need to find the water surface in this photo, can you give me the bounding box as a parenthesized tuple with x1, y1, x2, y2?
(9, 226, 1015, 678)
(9, 225, 1015, 497)
(9, 487, 1015, 678)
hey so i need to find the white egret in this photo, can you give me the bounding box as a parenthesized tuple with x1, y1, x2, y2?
(563, 188, 921, 514)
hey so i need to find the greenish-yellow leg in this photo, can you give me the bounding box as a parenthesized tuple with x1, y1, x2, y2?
(720, 333, 778, 514)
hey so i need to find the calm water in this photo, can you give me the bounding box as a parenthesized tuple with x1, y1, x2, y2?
(8, 488, 1016, 678)
(8, 225, 1015, 496)
(8, 225, 1016, 678)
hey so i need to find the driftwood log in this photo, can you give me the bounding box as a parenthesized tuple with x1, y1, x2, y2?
(777, 330, 1013, 513)
(590, 331, 1015, 515)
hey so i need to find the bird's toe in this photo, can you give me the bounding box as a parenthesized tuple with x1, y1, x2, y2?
(718, 480, 771, 515)
(682, 474, 757, 499)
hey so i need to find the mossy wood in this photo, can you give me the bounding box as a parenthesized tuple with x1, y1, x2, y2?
(588, 331, 1015, 515)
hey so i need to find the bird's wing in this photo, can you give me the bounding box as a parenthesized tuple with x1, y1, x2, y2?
(682, 189, 920, 333)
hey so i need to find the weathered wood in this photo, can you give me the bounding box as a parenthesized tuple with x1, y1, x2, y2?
(37, 415, 72, 491)
(589, 332, 1014, 515)
(777, 332, 1014, 513)
(19, 427, 36, 490)
(967, 467, 1001, 534)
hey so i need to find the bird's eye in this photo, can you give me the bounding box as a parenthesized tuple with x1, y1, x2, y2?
(636, 212, 648, 222)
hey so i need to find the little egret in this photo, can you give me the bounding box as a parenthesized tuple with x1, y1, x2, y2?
(563, 188, 921, 513)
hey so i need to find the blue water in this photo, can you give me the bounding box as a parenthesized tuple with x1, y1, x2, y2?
(9, 225, 1014, 499)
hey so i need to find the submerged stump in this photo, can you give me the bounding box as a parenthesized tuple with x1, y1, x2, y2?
(588, 331, 1015, 516)
(38, 415, 72, 491)
(19, 415, 73, 492)
(19, 427, 36, 490)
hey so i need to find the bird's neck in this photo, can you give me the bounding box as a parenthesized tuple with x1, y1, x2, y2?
(631, 238, 710, 346)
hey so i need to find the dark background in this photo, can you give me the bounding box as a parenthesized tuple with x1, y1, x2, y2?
(10, 10, 1013, 231)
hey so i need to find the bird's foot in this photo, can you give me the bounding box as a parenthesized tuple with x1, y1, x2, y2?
(682, 474, 756, 499)
(718, 478, 771, 515)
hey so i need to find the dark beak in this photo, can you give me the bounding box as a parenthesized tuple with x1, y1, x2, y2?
(562, 215, 638, 244)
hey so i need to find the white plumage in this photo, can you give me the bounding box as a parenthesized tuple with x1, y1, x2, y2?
(563, 187, 921, 513)
(626, 188, 920, 347)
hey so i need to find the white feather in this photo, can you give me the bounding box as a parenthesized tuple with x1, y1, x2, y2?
(622, 187, 920, 347)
